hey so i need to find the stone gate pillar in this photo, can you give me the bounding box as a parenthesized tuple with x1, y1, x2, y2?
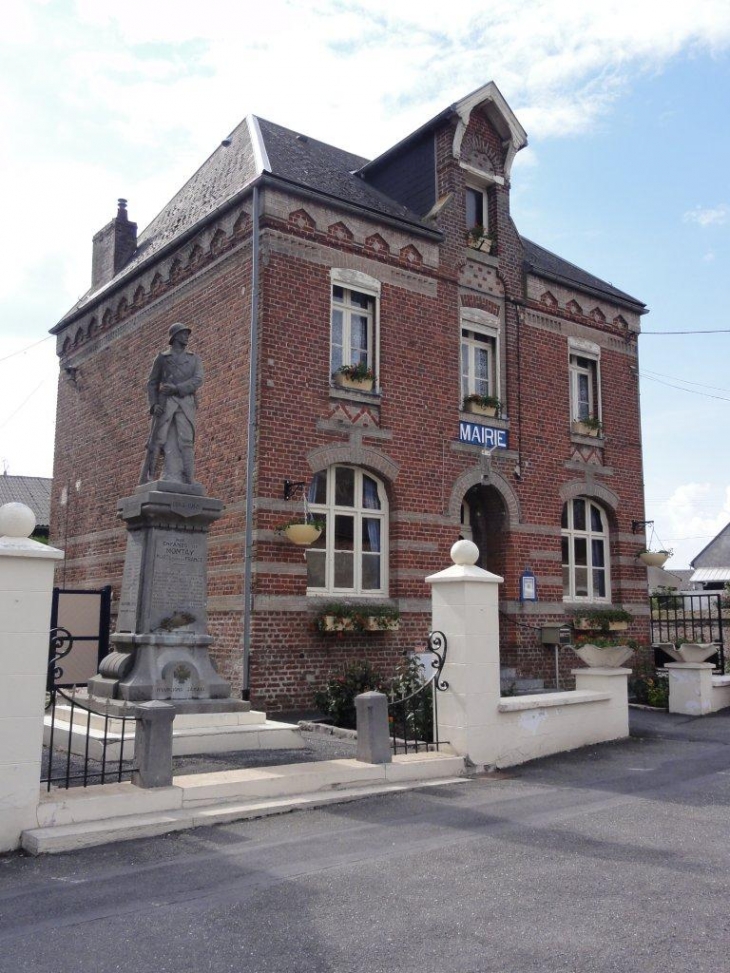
(426, 539, 503, 766)
(0, 503, 64, 852)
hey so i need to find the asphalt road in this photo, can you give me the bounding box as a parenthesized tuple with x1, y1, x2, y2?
(3, 708, 730, 973)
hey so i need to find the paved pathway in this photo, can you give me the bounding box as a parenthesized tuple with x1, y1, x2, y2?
(11, 708, 730, 973)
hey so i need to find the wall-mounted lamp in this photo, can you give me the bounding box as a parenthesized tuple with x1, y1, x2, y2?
(631, 519, 653, 535)
(283, 479, 306, 501)
(63, 365, 78, 383)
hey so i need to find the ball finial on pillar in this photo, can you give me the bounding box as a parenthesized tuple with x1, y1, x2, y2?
(0, 503, 36, 539)
(450, 539, 479, 565)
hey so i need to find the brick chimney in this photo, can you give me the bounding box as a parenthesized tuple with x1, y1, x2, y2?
(91, 199, 138, 290)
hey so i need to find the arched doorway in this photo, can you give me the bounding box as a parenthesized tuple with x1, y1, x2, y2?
(460, 484, 507, 578)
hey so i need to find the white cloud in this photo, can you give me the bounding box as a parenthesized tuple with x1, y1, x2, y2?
(683, 204, 730, 227)
(652, 484, 730, 568)
(3, 0, 730, 475)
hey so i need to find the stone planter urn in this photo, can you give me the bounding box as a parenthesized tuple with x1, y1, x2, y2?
(572, 643, 634, 668)
(662, 642, 718, 664)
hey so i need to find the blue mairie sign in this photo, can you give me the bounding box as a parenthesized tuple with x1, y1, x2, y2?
(458, 420, 508, 450)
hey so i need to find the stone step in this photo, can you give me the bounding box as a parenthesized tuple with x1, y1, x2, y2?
(44, 713, 304, 760)
(24, 752, 467, 854)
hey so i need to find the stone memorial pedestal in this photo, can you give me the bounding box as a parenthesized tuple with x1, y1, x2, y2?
(82, 481, 304, 754)
(89, 480, 242, 710)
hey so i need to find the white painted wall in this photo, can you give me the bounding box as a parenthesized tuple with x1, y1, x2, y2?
(0, 503, 63, 852)
(667, 663, 730, 716)
(427, 540, 630, 770)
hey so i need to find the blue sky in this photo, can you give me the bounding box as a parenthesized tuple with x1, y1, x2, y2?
(1, 0, 729, 568)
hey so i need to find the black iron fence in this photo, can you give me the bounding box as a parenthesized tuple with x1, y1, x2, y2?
(43, 627, 137, 790)
(650, 592, 725, 672)
(388, 631, 448, 754)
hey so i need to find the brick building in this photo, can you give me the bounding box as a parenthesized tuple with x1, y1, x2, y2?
(51, 82, 650, 712)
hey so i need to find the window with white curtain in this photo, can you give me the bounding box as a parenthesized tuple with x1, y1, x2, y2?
(329, 269, 380, 382)
(306, 466, 388, 596)
(561, 497, 610, 602)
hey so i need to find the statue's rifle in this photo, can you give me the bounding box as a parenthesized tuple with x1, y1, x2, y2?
(139, 404, 164, 484)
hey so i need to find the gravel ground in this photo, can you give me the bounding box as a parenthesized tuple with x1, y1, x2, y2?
(41, 725, 358, 789)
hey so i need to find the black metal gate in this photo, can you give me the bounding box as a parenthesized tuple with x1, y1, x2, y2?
(50, 585, 111, 686)
(43, 626, 136, 790)
(388, 631, 449, 754)
(650, 591, 725, 671)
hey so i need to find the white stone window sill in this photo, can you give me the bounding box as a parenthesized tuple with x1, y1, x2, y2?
(329, 386, 382, 405)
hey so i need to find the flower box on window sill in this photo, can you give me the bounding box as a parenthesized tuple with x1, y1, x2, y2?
(463, 395, 501, 418)
(319, 615, 355, 633)
(466, 226, 494, 253)
(315, 603, 400, 634)
(572, 419, 602, 438)
(334, 373, 375, 393)
(573, 618, 629, 632)
(570, 607, 633, 633)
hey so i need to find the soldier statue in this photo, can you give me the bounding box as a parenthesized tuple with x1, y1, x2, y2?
(139, 322, 204, 484)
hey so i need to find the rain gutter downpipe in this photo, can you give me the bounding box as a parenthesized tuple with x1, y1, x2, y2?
(241, 182, 261, 700)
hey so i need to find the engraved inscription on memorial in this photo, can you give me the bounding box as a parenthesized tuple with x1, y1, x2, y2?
(149, 531, 207, 632)
(116, 532, 144, 631)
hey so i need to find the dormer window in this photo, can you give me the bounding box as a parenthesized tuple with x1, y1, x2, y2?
(466, 186, 487, 233)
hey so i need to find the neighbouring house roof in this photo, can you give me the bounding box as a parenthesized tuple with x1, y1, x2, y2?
(690, 521, 730, 570)
(0, 474, 52, 529)
(522, 238, 646, 315)
(689, 567, 730, 584)
(647, 566, 694, 591)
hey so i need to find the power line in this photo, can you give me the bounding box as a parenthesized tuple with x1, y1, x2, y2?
(640, 372, 730, 402)
(0, 334, 53, 364)
(641, 368, 730, 395)
(0, 377, 52, 431)
(641, 329, 730, 334)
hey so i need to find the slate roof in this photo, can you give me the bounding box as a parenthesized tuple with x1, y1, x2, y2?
(0, 475, 52, 528)
(58, 117, 437, 326)
(57, 106, 644, 326)
(522, 238, 646, 313)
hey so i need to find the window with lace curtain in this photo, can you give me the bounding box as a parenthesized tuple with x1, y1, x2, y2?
(305, 466, 388, 596)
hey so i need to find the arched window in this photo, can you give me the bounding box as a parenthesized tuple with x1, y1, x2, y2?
(561, 498, 610, 602)
(306, 466, 388, 595)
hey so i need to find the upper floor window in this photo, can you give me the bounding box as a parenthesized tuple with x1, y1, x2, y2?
(465, 186, 487, 233)
(460, 308, 501, 410)
(569, 339, 601, 427)
(330, 269, 381, 384)
(562, 498, 610, 602)
(462, 328, 495, 400)
(306, 465, 388, 596)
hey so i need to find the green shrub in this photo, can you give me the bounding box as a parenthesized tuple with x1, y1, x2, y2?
(313, 660, 384, 728)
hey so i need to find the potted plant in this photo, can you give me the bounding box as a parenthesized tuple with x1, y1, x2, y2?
(333, 362, 375, 392)
(278, 517, 325, 546)
(466, 225, 493, 252)
(569, 606, 633, 632)
(315, 603, 357, 633)
(571, 635, 635, 668)
(637, 548, 672, 568)
(462, 393, 502, 418)
(572, 414, 603, 437)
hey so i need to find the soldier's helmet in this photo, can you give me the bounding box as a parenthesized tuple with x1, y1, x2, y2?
(168, 322, 192, 344)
